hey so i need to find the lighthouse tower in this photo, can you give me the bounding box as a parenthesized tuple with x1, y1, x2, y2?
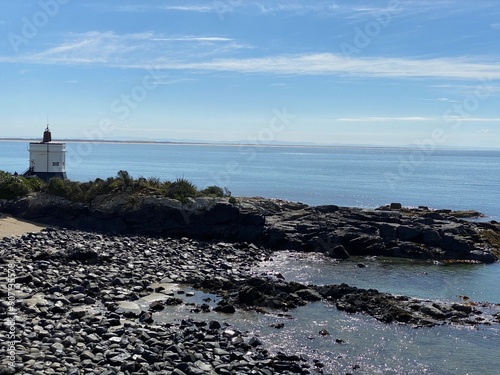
(24, 126, 67, 182)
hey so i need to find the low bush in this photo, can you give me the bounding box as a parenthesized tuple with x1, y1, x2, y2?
(199, 185, 225, 197)
(0, 170, 231, 204)
(0, 171, 41, 199)
(167, 178, 197, 203)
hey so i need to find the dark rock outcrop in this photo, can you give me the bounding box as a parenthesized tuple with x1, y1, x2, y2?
(1, 194, 499, 263)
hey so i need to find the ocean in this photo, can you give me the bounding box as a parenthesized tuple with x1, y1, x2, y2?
(2, 141, 499, 220)
(1, 140, 500, 374)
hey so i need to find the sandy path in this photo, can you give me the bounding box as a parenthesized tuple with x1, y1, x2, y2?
(0, 214, 46, 238)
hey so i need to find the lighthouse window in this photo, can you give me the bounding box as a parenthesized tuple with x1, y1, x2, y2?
(52, 162, 60, 166)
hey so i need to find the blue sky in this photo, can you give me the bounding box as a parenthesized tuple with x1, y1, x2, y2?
(1, 0, 499, 147)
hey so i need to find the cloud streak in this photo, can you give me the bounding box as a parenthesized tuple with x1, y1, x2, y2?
(337, 117, 433, 122)
(338, 116, 500, 123)
(172, 54, 500, 80)
(2, 32, 500, 81)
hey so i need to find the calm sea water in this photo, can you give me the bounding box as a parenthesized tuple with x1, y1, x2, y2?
(1, 141, 499, 220)
(1, 140, 500, 374)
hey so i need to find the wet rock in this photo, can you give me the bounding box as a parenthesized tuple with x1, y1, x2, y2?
(138, 311, 154, 324)
(327, 245, 350, 260)
(149, 301, 165, 311)
(452, 304, 473, 314)
(165, 297, 183, 306)
(295, 288, 322, 301)
(215, 300, 236, 314)
(238, 286, 263, 305)
(420, 304, 449, 319)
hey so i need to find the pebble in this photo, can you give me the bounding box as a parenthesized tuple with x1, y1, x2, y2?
(0, 229, 311, 374)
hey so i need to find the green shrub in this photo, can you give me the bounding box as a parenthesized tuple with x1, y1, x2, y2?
(9, 178, 31, 196)
(147, 177, 161, 187)
(167, 178, 197, 203)
(0, 168, 233, 204)
(25, 177, 44, 192)
(0, 172, 36, 199)
(116, 170, 133, 190)
(46, 177, 69, 197)
(199, 185, 225, 197)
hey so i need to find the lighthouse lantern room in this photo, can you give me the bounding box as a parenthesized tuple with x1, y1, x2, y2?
(24, 126, 67, 182)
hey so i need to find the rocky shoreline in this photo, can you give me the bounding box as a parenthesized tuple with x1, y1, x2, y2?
(1, 194, 499, 264)
(2, 228, 499, 374)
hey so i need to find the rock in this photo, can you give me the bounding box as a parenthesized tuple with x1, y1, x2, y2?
(238, 286, 263, 305)
(467, 250, 497, 264)
(295, 288, 322, 301)
(2, 194, 497, 263)
(0, 222, 496, 375)
(452, 304, 473, 314)
(150, 301, 165, 311)
(248, 336, 263, 347)
(66, 247, 98, 261)
(398, 225, 422, 242)
(15, 274, 33, 284)
(80, 350, 96, 361)
(379, 223, 399, 241)
(208, 320, 222, 330)
(419, 304, 448, 320)
(0, 366, 16, 375)
(138, 311, 154, 324)
(165, 297, 183, 306)
(214, 300, 236, 314)
(68, 310, 87, 319)
(327, 245, 350, 259)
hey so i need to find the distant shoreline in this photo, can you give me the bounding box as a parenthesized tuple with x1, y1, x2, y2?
(1, 138, 499, 151)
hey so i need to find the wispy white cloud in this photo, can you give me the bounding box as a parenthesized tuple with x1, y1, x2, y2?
(150, 36, 233, 42)
(418, 97, 461, 103)
(456, 117, 500, 122)
(477, 129, 490, 134)
(94, 2, 342, 16)
(90, 3, 218, 13)
(3, 31, 242, 65)
(337, 116, 500, 123)
(2, 32, 500, 81)
(171, 54, 500, 80)
(160, 5, 217, 12)
(491, 23, 500, 29)
(337, 116, 433, 122)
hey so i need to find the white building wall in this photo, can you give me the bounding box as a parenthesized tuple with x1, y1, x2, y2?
(29, 143, 66, 173)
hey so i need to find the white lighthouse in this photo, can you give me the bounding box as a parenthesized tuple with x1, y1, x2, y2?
(24, 126, 67, 181)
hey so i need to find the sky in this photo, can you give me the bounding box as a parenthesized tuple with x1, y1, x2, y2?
(1, 0, 500, 148)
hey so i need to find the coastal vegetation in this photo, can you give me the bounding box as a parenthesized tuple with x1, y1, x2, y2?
(0, 170, 230, 203)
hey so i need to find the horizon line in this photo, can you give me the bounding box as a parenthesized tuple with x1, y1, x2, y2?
(1, 137, 499, 151)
